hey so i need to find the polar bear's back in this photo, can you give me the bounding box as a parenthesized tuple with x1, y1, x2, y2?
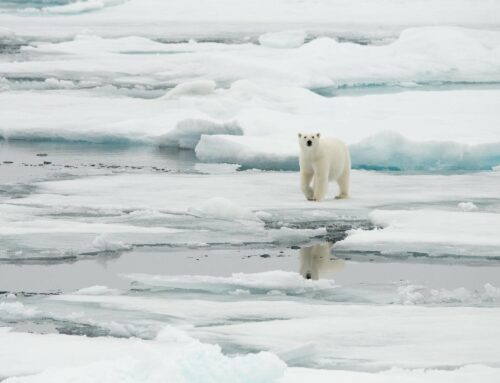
(319, 137, 350, 181)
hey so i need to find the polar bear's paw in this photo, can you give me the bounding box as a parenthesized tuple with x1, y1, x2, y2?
(335, 193, 349, 199)
(303, 188, 314, 201)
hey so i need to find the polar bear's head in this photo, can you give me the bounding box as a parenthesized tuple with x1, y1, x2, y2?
(298, 133, 320, 151)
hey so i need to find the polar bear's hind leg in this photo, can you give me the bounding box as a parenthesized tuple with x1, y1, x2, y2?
(336, 168, 350, 199)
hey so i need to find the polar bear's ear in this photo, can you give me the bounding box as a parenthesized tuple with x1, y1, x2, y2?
(316, 133, 321, 138)
(298, 133, 302, 138)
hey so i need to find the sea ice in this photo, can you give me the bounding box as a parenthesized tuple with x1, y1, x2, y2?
(2, 0, 500, 40)
(1, 86, 499, 171)
(0, 327, 286, 382)
(338, 209, 500, 257)
(123, 270, 337, 295)
(45, 291, 500, 370)
(2, 170, 500, 259)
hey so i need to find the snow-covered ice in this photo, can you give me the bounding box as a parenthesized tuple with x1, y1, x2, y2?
(338, 209, 500, 257)
(1, 86, 499, 170)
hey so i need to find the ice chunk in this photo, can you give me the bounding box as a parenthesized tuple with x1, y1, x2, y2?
(396, 283, 500, 305)
(158, 119, 243, 150)
(458, 201, 478, 211)
(155, 325, 195, 344)
(92, 234, 131, 252)
(0, 301, 39, 319)
(259, 30, 306, 48)
(196, 134, 298, 170)
(0, 27, 16, 39)
(484, 283, 500, 300)
(350, 131, 500, 171)
(164, 80, 216, 99)
(397, 285, 470, 305)
(74, 285, 121, 295)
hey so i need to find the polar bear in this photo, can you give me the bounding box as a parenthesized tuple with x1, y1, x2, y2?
(298, 133, 350, 201)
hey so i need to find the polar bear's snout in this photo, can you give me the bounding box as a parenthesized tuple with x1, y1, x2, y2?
(306, 140, 312, 146)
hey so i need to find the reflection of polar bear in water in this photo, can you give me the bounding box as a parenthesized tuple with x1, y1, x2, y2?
(299, 243, 345, 280)
(298, 133, 351, 201)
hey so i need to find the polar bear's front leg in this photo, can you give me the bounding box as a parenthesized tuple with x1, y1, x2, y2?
(313, 166, 329, 202)
(301, 171, 314, 200)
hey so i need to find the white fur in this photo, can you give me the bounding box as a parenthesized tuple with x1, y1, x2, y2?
(298, 133, 351, 201)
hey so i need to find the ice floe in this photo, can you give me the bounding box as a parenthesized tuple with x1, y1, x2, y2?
(45, 293, 500, 370)
(2, 169, 500, 259)
(1, 86, 499, 171)
(0, 327, 286, 381)
(1, 0, 500, 40)
(123, 270, 337, 295)
(338, 209, 500, 257)
(2, 27, 500, 90)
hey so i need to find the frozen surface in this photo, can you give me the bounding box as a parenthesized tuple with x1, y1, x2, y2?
(1, 0, 500, 40)
(1, 168, 500, 260)
(338, 209, 500, 257)
(1, 87, 500, 170)
(2, 324, 499, 382)
(2, 0, 500, 381)
(2, 27, 500, 92)
(0, 327, 286, 382)
(2, 25, 500, 172)
(1, 271, 500, 379)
